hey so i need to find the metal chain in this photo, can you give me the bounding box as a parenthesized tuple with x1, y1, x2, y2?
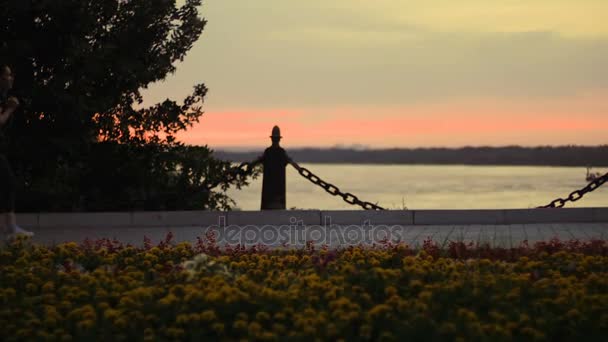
(203, 160, 260, 190)
(206, 154, 606, 210)
(289, 160, 385, 210)
(538, 171, 608, 208)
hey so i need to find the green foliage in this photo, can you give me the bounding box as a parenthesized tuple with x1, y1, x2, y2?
(0, 0, 255, 211)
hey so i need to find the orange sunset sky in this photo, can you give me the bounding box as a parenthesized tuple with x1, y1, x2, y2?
(142, 0, 608, 149)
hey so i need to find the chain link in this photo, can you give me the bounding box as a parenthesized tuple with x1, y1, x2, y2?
(203, 160, 260, 190)
(538, 171, 608, 208)
(289, 160, 385, 210)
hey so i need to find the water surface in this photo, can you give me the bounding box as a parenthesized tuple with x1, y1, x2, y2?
(226, 164, 607, 210)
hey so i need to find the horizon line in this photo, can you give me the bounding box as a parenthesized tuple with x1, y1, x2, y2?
(205, 143, 608, 152)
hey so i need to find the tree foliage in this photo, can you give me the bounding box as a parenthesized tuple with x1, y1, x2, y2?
(0, 0, 256, 211)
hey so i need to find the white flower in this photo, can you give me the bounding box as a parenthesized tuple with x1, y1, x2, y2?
(180, 253, 233, 280)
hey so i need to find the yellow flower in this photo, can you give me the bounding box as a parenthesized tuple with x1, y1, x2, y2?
(143, 328, 156, 341)
(233, 319, 248, 331)
(158, 293, 179, 306)
(489, 310, 505, 322)
(176, 314, 190, 325)
(566, 309, 581, 320)
(104, 309, 121, 321)
(418, 291, 432, 302)
(369, 304, 392, 318)
(457, 308, 477, 322)
(188, 313, 201, 323)
(67, 305, 96, 322)
(212, 322, 224, 334)
(236, 312, 249, 321)
(42, 281, 55, 293)
(409, 279, 423, 289)
(3, 288, 16, 300)
(200, 310, 217, 322)
(77, 320, 95, 331)
(384, 286, 398, 297)
(248, 322, 263, 336)
(256, 311, 271, 322)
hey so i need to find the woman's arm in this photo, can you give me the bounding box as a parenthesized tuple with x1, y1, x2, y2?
(0, 105, 17, 126)
(0, 107, 13, 126)
(0, 97, 19, 126)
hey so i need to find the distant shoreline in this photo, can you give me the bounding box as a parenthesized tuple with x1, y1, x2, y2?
(213, 146, 608, 167)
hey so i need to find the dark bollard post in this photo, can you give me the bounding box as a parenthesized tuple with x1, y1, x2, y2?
(259, 125, 289, 210)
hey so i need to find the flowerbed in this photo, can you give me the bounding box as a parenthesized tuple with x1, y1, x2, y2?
(1, 234, 608, 341)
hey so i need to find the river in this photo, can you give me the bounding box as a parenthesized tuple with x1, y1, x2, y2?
(226, 164, 607, 210)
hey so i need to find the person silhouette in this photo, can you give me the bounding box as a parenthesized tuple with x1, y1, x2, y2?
(0, 64, 34, 239)
(256, 126, 292, 210)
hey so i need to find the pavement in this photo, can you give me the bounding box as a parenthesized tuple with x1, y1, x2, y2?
(2, 208, 606, 248)
(13, 222, 608, 249)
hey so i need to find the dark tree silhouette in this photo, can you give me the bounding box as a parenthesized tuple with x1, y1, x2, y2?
(0, 0, 255, 211)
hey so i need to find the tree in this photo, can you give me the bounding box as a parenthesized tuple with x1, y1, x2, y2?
(0, 0, 256, 211)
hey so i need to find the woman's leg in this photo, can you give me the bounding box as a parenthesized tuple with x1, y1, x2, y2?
(0, 154, 11, 233)
(0, 154, 32, 237)
(7, 211, 16, 225)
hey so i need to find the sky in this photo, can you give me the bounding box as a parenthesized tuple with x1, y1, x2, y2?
(141, 0, 608, 149)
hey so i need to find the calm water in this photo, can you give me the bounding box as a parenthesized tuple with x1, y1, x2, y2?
(226, 164, 607, 210)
